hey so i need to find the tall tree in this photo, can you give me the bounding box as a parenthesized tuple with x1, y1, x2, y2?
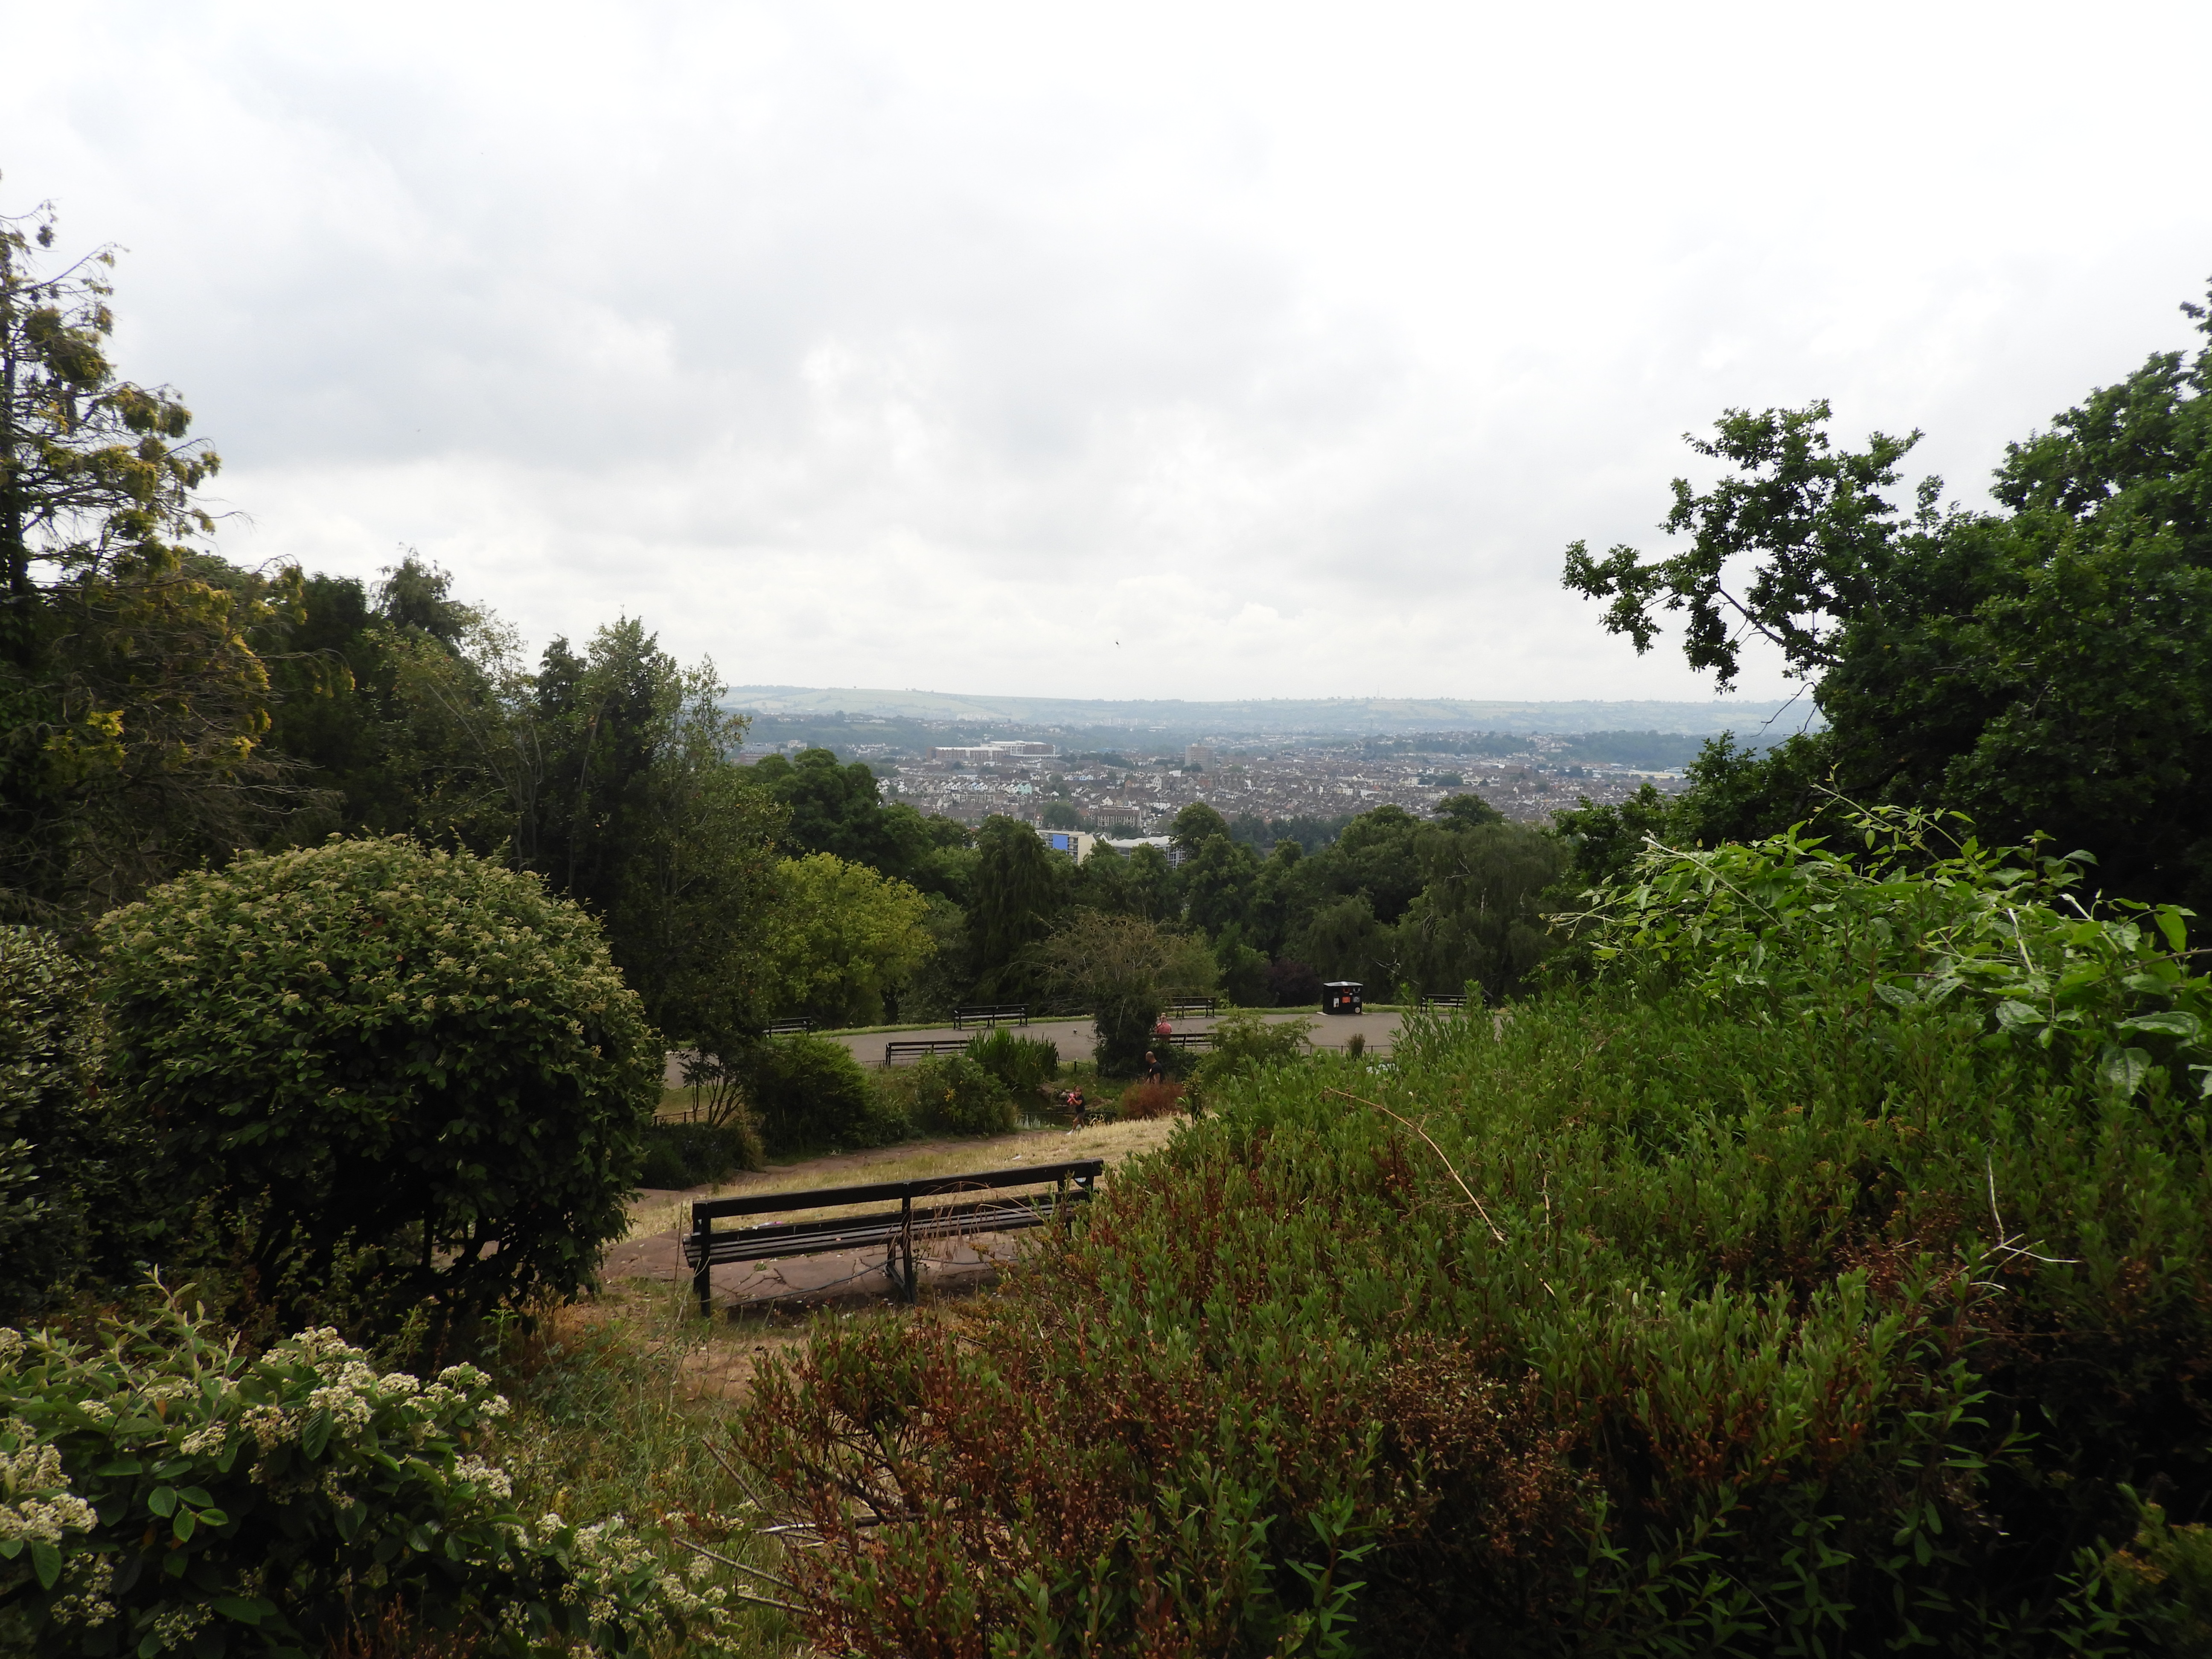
(1564, 285, 2212, 906)
(0, 203, 296, 923)
(967, 815, 1062, 998)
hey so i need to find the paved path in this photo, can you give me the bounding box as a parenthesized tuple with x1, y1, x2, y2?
(663, 1007, 1404, 1084)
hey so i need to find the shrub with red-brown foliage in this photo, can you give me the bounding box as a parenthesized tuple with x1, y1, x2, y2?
(1115, 1078, 1185, 1120)
(736, 983, 2212, 1653)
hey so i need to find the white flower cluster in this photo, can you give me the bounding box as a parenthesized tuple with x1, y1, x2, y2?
(0, 1329, 23, 1369)
(553, 1514, 736, 1644)
(49, 1552, 117, 1628)
(0, 1432, 96, 1546)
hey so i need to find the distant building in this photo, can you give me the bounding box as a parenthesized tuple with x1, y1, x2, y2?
(1185, 742, 1215, 769)
(929, 739, 1059, 763)
(1100, 833, 1187, 869)
(1036, 828, 1097, 862)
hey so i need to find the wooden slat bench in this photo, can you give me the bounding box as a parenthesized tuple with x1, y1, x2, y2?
(683, 1159, 1105, 1312)
(885, 1037, 976, 1064)
(765, 1017, 816, 1034)
(1166, 996, 1219, 1016)
(1420, 993, 1469, 1010)
(953, 1003, 1029, 1030)
(1160, 1031, 1218, 1050)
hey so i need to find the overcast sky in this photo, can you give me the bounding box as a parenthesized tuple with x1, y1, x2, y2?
(7, 2, 2206, 703)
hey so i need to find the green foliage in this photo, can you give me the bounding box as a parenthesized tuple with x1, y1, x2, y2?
(967, 817, 1062, 998)
(909, 1055, 1017, 1138)
(94, 837, 660, 1331)
(758, 853, 935, 1028)
(749, 747, 972, 901)
(637, 1121, 760, 1190)
(1565, 285, 2212, 908)
(733, 1035, 886, 1153)
(1033, 911, 1215, 1076)
(1562, 801, 2212, 1098)
(0, 1300, 735, 1656)
(1395, 818, 1567, 1002)
(963, 1030, 1060, 1097)
(1190, 1008, 1312, 1102)
(0, 929, 153, 1321)
(2, 206, 305, 926)
(742, 969, 2212, 1654)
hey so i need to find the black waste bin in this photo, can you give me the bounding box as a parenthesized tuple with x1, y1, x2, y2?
(1322, 981, 1363, 1015)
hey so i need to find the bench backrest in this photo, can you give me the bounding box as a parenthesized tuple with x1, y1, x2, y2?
(693, 1158, 1105, 1223)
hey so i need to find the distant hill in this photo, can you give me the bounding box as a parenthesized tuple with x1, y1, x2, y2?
(725, 685, 1812, 739)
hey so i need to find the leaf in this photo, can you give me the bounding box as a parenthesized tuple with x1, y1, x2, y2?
(2156, 908, 2190, 955)
(94, 1457, 146, 1477)
(1994, 1001, 2043, 1033)
(147, 1485, 179, 1517)
(32, 1540, 63, 1590)
(214, 1597, 271, 1624)
(2099, 1045, 2152, 1096)
(301, 1409, 332, 1460)
(173, 1507, 197, 1542)
(1872, 981, 1920, 1009)
(2119, 1011, 2201, 1041)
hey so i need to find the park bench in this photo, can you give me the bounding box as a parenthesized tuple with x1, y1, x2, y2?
(953, 1003, 1029, 1029)
(765, 1017, 815, 1034)
(1160, 1031, 1218, 1051)
(885, 1037, 976, 1064)
(1166, 996, 1219, 1017)
(683, 1158, 1105, 1312)
(1420, 994, 1469, 1010)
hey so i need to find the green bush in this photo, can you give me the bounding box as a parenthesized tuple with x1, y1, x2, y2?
(0, 1298, 734, 1656)
(0, 930, 154, 1322)
(1190, 1008, 1313, 1105)
(742, 973, 2212, 1655)
(736, 1034, 893, 1152)
(94, 838, 661, 1335)
(963, 1029, 1059, 1097)
(910, 1054, 1017, 1138)
(636, 1121, 759, 1189)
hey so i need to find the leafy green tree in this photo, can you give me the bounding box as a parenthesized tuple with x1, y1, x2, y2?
(1395, 819, 1569, 1002)
(1564, 285, 2212, 906)
(967, 815, 1062, 998)
(96, 837, 661, 1333)
(759, 852, 936, 1027)
(1032, 911, 1214, 1074)
(1, 205, 301, 923)
(750, 746, 972, 899)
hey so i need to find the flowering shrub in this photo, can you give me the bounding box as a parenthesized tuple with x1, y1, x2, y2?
(0, 1299, 735, 1656)
(95, 837, 662, 1329)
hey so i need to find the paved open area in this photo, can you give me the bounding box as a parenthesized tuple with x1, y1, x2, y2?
(662, 1006, 1406, 1085)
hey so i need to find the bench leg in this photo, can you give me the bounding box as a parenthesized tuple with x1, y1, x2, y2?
(692, 1220, 713, 1319)
(901, 1195, 917, 1302)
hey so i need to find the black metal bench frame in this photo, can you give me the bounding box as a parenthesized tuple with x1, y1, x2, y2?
(1160, 1031, 1217, 1050)
(764, 1017, 816, 1034)
(884, 1037, 975, 1064)
(953, 1004, 1030, 1030)
(1420, 994, 1470, 1010)
(683, 1158, 1104, 1313)
(1166, 996, 1219, 1016)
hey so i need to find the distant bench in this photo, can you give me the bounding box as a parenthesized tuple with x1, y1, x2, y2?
(1166, 997, 1219, 1017)
(885, 1037, 975, 1065)
(765, 1018, 815, 1034)
(1160, 1031, 1217, 1051)
(683, 1158, 1105, 1311)
(1420, 994, 1470, 1010)
(953, 1004, 1029, 1030)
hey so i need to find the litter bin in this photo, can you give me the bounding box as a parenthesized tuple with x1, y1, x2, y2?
(1322, 981, 1363, 1015)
